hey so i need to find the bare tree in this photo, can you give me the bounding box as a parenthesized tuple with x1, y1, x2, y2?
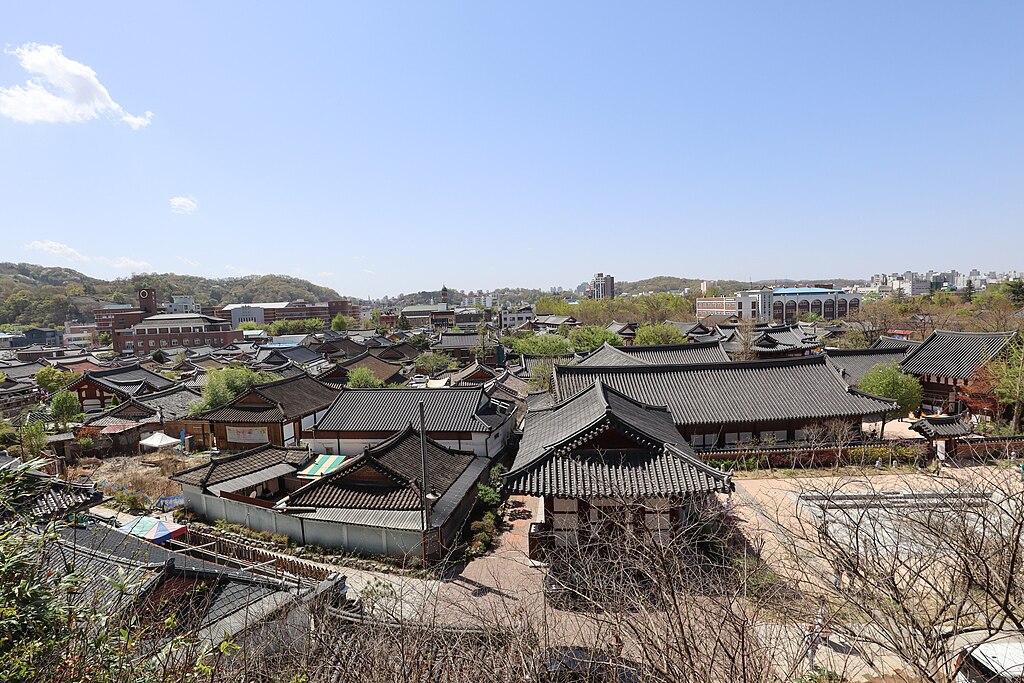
(751, 466, 1024, 683)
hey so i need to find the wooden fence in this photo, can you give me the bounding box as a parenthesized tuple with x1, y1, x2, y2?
(176, 527, 335, 583)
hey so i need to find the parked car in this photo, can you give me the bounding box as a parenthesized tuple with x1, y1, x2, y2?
(955, 642, 1024, 683)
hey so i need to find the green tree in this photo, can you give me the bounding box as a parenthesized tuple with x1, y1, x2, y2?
(34, 367, 77, 395)
(97, 331, 111, 345)
(962, 279, 975, 303)
(397, 313, 412, 330)
(988, 337, 1024, 432)
(858, 362, 923, 438)
(534, 296, 574, 316)
(265, 318, 325, 336)
(21, 421, 47, 458)
(191, 366, 280, 414)
(1002, 279, 1024, 307)
(414, 351, 456, 375)
(634, 322, 686, 346)
(330, 314, 356, 332)
(48, 391, 81, 432)
(568, 325, 622, 352)
(409, 333, 432, 351)
(501, 333, 574, 357)
(237, 321, 262, 331)
(0, 462, 77, 675)
(346, 367, 385, 388)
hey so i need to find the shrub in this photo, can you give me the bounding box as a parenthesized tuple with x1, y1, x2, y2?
(477, 483, 500, 507)
(113, 490, 148, 512)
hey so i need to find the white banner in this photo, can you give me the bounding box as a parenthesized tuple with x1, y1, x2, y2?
(225, 425, 269, 444)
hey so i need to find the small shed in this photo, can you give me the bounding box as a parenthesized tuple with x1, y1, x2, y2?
(910, 414, 973, 460)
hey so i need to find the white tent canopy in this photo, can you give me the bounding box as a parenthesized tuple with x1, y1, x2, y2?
(139, 432, 180, 449)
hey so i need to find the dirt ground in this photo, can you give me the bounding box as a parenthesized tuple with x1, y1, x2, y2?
(69, 451, 208, 501)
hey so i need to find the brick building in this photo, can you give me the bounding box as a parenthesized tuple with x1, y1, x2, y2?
(113, 313, 243, 356)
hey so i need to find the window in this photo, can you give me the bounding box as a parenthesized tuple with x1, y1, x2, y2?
(160, 340, 168, 347)
(183, 339, 190, 346)
(149, 340, 156, 347)
(725, 433, 738, 445)
(195, 338, 201, 345)
(325, 446, 335, 455)
(739, 432, 753, 443)
(171, 339, 178, 346)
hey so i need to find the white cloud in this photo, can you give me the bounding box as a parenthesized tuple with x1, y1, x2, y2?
(98, 256, 151, 271)
(0, 43, 153, 128)
(24, 239, 88, 262)
(317, 271, 335, 277)
(24, 239, 148, 272)
(362, 268, 375, 275)
(176, 255, 202, 268)
(169, 195, 198, 215)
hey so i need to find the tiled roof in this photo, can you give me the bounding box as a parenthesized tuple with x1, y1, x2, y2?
(0, 361, 47, 380)
(871, 336, 922, 352)
(554, 355, 896, 427)
(46, 525, 296, 632)
(313, 387, 504, 433)
(826, 348, 909, 386)
(68, 364, 175, 397)
(338, 351, 405, 384)
(254, 346, 324, 367)
(138, 385, 203, 420)
(431, 332, 492, 349)
(504, 382, 731, 498)
(518, 354, 580, 379)
(526, 391, 556, 412)
(285, 426, 474, 512)
(368, 343, 419, 362)
(533, 315, 577, 326)
(171, 444, 311, 489)
(0, 455, 102, 519)
(201, 374, 338, 423)
(719, 325, 822, 357)
(910, 414, 974, 438)
(491, 369, 531, 398)
(449, 362, 498, 386)
(0, 379, 34, 396)
(900, 330, 1016, 380)
(578, 341, 729, 367)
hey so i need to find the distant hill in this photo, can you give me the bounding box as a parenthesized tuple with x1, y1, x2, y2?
(616, 275, 867, 295)
(0, 262, 345, 327)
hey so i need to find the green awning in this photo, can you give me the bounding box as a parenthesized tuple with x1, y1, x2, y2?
(297, 453, 348, 479)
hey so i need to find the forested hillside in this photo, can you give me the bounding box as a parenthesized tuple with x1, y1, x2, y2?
(0, 262, 344, 327)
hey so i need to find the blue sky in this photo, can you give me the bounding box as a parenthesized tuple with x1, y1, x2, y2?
(1, 3, 1021, 298)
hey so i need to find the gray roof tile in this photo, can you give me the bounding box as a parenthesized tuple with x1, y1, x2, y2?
(554, 355, 895, 427)
(900, 330, 1016, 380)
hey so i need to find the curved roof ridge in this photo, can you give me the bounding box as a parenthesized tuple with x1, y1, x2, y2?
(664, 442, 734, 481)
(561, 354, 828, 374)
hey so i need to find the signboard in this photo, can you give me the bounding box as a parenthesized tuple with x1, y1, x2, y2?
(225, 426, 269, 444)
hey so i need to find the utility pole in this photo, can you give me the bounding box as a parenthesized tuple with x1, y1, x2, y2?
(419, 400, 432, 563)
